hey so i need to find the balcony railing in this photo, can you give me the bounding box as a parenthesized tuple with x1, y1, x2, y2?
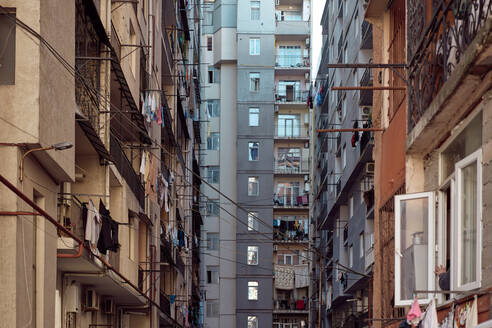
(110, 135, 145, 208)
(160, 291, 171, 317)
(275, 55, 310, 68)
(274, 192, 309, 207)
(359, 67, 373, 106)
(273, 217, 308, 242)
(274, 125, 310, 139)
(361, 21, 373, 49)
(365, 246, 375, 269)
(274, 158, 309, 174)
(275, 90, 309, 103)
(408, 0, 492, 131)
(274, 299, 309, 312)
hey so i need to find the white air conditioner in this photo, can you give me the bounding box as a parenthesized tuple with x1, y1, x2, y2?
(304, 113, 309, 124)
(305, 72, 310, 80)
(64, 282, 80, 313)
(84, 289, 99, 311)
(361, 106, 371, 120)
(304, 175, 309, 182)
(274, 105, 279, 113)
(273, 245, 278, 251)
(102, 298, 114, 314)
(365, 162, 375, 175)
(306, 38, 310, 46)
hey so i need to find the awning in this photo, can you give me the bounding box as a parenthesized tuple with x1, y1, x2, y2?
(76, 113, 112, 162)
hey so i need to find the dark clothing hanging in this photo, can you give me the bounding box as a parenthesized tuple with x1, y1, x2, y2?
(288, 221, 295, 231)
(178, 229, 185, 247)
(279, 220, 287, 231)
(97, 199, 120, 254)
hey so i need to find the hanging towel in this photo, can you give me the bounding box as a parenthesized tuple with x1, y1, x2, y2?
(465, 297, 478, 328)
(85, 199, 101, 247)
(421, 299, 438, 328)
(139, 150, 146, 175)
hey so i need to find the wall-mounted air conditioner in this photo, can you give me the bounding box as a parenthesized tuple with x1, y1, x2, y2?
(84, 289, 99, 311)
(361, 106, 371, 120)
(365, 162, 375, 175)
(274, 105, 279, 113)
(273, 245, 278, 251)
(304, 113, 309, 124)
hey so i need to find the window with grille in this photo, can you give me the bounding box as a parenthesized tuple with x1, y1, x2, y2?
(251, 1, 260, 20)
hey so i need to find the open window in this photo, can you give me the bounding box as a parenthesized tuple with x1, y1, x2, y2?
(452, 149, 482, 291)
(394, 192, 435, 306)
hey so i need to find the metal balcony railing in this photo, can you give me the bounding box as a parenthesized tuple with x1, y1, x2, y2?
(110, 135, 145, 208)
(274, 192, 309, 207)
(408, 0, 492, 131)
(361, 21, 373, 49)
(160, 291, 171, 317)
(275, 90, 309, 103)
(275, 55, 310, 68)
(359, 68, 373, 106)
(274, 158, 310, 174)
(274, 125, 310, 139)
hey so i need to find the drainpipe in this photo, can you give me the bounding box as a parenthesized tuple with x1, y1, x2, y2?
(57, 243, 83, 258)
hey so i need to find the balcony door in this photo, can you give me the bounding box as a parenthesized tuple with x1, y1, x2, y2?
(278, 114, 300, 137)
(276, 182, 300, 206)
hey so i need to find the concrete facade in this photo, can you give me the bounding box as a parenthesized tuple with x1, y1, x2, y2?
(0, 0, 203, 327)
(200, 0, 311, 327)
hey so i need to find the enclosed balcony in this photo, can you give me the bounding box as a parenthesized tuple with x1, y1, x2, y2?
(273, 216, 309, 242)
(359, 67, 373, 106)
(361, 21, 373, 50)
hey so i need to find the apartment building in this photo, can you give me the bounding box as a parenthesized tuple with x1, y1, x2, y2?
(199, 0, 311, 327)
(0, 0, 202, 327)
(365, 0, 492, 326)
(311, 1, 374, 327)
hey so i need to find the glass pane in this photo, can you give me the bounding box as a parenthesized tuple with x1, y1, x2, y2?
(460, 161, 477, 285)
(248, 316, 258, 328)
(399, 197, 429, 301)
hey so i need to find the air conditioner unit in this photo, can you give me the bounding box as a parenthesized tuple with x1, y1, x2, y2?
(84, 289, 99, 311)
(304, 175, 309, 182)
(273, 245, 278, 251)
(306, 38, 310, 46)
(361, 106, 371, 120)
(304, 113, 309, 124)
(305, 72, 310, 80)
(102, 298, 114, 314)
(274, 105, 279, 113)
(365, 162, 375, 175)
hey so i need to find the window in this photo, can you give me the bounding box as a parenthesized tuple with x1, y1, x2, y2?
(207, 36, 213, 51)
(277, 114, 301, 137)
(207, 199, 220, 216)
(206, 300, 219, 317)
(207, 100, 220, 117)
(277, 46, 302, 67)
(251, 1, 260, 20)
(0, 11, 16, 84)
(248, 281, 259, 300)
(208, 67, 220, 83)
(284, 254, 293, 265)
(207, 266, 219, 284)
(249, 108, 260, 126)
(454, 149, 482, 290)
(249, 38, 260, 55)
(349, 245, 353, 267)
(248, 142, 259, 161)
(394, 192, 435, 306)
(248, 177, 259, 196)
(249, 73, 260, 91)
(204, 11, 213, 26)
(207, 233, 219, 250)
(248, 212, 259, 231)
(360, 233, 364, 258)
(207, 166, 220, 184)
(248, 316, 258, 328)
(247, 246, 258, 265)
(207, 132, 220, 150)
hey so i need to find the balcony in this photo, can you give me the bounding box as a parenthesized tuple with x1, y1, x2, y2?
(359, 68, 373, 106)
(273, 299, 309, 313)
(275, 90, 309, 104)
(365, 246, 375, 270)
(110, 135, 145, 208)
(407, 0, 492, 131)
(273, 216, 308, 243)
(274, 192, 309, 209)
(275, 55, 310, 73)
(361, 21, 373, 49)
(274, 125, 310, 140)
(160, 291, 171, 318)
(275, 20, 310, 37)
(274, 157, 309, 174)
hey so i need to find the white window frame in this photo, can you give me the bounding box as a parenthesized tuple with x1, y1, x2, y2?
(248, 176, 259, 196)
(250, 1, 260, 21)
(249, 38, 260, 55)
(248, 281, 259, 300)
(248, 315, 258, 328)
(452, 148, 482, 291)
(248, 142, 259, 161)
(247, 246, 259, 265)
(206, 265, 219, 284)
(250, 73, 260, 91)
(394, 191, 435, 307)
(248, 212, 259, 231)
(360, 233, 364, 258)
(206, 300, 219, 317)
(207, 232, 219, 251)
(349, 244, 353, 267)
(284, 254, 294, 265)
(249, 108, 260, 126)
